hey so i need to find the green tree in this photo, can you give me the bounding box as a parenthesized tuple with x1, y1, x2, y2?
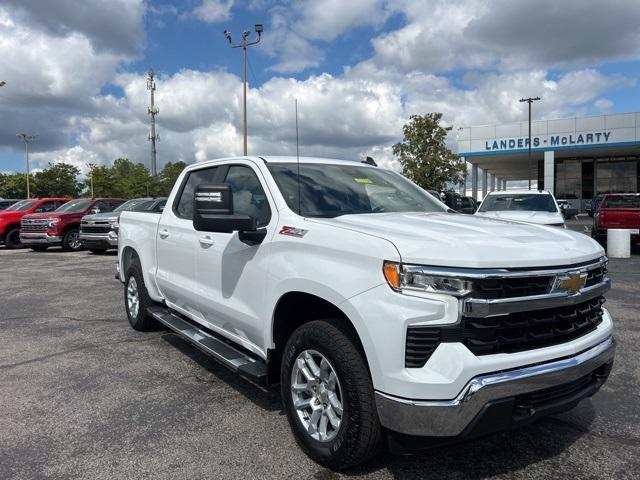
(32, 162, 82, 197)
(0, 172, 32, 198)
(392, 113, 466, 191)
(156, 161, 187, 196)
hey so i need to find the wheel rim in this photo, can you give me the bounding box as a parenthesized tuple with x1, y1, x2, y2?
(290, 349, 343, 442)
(68, 231, 81, 250)
(127, 276, 140, 319)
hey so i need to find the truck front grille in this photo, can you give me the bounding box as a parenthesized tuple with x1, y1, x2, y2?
(80, 222, 111, 234)
(473, 276, 553, 299)
(459, 296, 604, 356)
(405, 295, 605, 368)
(21, 219, 49, 232)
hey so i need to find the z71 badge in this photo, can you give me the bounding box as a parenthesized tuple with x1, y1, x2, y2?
(279, 226, 308, 238)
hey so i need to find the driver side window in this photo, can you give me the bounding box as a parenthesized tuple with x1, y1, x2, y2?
(224, 165, 272, 227)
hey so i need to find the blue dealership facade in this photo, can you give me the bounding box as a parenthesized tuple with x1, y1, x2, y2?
(457, 112, 640, 210)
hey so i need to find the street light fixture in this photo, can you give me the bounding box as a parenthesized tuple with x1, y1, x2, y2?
(16, 133, 36, 198)
(0, 81, 6, 87)
(519, 96, 541, 190)
(223, 24, 263, 156)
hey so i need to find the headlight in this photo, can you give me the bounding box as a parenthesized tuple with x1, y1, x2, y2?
(48, 218, 61, 227)
(109, 218, 119, 230)
(383, 261, 473, 297)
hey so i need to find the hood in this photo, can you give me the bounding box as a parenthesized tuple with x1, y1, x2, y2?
(475, 210, 564, 225)
(22, 211, 84, 220)
(311, 212, 603, 268)
(81, 211, 120, 222)
(0, 210, 22, 220)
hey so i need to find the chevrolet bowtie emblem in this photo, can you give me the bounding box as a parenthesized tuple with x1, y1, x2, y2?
(556, 271, 587, 294)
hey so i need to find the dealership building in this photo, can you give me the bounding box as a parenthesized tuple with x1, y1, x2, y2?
(457, 112, 640, 210)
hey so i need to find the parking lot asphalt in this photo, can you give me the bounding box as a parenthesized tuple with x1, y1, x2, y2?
(1, 244, 639, 479)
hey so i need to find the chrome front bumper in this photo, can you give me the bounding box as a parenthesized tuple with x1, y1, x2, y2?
(375, 336, 615, 437)
(79, 232, 118, 246)
(19, 232, 61, 244)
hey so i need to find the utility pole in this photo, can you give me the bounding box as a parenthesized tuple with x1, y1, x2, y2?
(519, 96, 541, 190)
(16, 133, 35, 198)
(147, 69, 159, 176)
(224, 24, 263, 156)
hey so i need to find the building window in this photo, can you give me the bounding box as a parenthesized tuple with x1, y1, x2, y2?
(596, 159, 638, 195)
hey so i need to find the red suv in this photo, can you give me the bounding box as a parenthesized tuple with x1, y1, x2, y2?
(0, 198, 71, 249)
(20, 198, 126, 251)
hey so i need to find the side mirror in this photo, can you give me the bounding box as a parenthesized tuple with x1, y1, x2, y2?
(193, 184, 257, 234)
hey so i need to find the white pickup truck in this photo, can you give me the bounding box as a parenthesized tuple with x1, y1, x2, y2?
(118, 156, 615, 469)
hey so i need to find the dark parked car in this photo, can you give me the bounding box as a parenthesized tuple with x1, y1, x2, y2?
(459, 196, 478, 214)
(0, 199, 21, 211)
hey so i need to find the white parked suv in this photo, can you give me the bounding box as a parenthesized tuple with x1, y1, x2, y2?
(117, 156, 614, 469)
(476, 189, 566, 227)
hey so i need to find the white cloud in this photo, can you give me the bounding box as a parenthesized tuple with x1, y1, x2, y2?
(191, 0, 234, 24)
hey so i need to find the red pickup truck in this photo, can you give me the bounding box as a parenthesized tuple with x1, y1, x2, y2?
(592, 193, 640, 244)
(20, 198, 125, 251)
(0, 198, 71, 249)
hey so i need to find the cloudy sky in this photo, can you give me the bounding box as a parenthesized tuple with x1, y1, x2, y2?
(1, 0, 640, 175)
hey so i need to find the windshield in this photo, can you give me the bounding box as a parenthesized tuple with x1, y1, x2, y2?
(603, 195, 640, 208)
(5, 199, 36, 211)
(267, 163, 446, 217)
(479, 193, 558, 213)
(114, 199, 154, 212)
(55, 199, 92, 213)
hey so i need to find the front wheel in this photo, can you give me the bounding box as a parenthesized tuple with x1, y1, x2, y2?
(62, 228, 83, 251)
(124, 260, 157, 331)
(4, 228, 22, 249)
(281, 319, 383, 470)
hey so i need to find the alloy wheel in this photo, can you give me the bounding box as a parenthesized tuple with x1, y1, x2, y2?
(290, 349, 344, 442)
(127, 276, 140, 319)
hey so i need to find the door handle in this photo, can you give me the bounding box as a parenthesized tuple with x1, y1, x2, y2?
(158, 229, 169, 239)
(199, 235, 214, 247)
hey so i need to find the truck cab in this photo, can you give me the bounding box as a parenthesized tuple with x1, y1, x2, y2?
(0, 198, 71, 249)
(592, 193, 640, 244)
(21, 198, 125, 251)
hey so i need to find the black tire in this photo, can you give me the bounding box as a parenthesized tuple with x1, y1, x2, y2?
(281, 319, 383, 470)
(30, 246, 49, 252)
(4, 227, 22, 249)
(124, 259, 157, 331)
(61, 228, 83, 251)
(89, 248, 108, 254)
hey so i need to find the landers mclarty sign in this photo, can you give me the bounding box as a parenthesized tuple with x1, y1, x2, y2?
(485, 131, 612, 151)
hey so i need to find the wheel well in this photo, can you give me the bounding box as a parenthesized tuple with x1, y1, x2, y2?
(5, 222, 20, 232)
(268, 292, 368, 385)
(121, 246, 139, 277)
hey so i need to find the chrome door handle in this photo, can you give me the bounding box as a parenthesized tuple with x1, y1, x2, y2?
(199, 235, 214, 247)
(158, 229, 169, 239)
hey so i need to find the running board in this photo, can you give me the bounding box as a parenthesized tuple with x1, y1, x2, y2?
(147, 306, 268, 386)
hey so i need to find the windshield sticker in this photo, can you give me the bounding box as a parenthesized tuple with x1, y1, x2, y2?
(354, 178, 372, 184)
(279, 226, 308, 238)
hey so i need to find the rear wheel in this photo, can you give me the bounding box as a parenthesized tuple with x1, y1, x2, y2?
(4, 228, 21, 249)
(30, 246, 49, 252)
(62, 228, 83, 251)
(281, 319, 383, 470)
(124, 260, 157, 331)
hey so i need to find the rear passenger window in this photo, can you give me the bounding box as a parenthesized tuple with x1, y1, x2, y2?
(175, 167, 220, 219)
(224, 165, 272, 227)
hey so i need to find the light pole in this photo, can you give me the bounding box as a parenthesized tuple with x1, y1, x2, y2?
(86, 163, 95, 197)
(519, 96, 541, 190)
(147, 69, 159, 176)
(224, 24, 263, 156)
(16, 133, 35, 198)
